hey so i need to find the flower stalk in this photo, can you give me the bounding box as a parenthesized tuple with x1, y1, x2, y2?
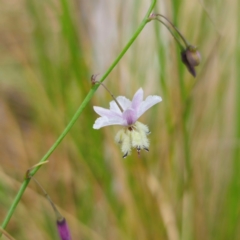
(31, 177, 72, 240)
(149, 13, 201, 77)
(154, 13, 190, 47)
(91, 75, 124, 112)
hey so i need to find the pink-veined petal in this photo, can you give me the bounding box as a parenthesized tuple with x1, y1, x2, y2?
(122, 108, 138, 125)
(131, 88, 143, 110)
(137, 95, 162, 119)
(93, 116, 125, 129)
(93, 106, 121, 118)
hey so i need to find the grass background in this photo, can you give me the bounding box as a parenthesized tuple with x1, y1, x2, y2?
(0, 0, 238, 239)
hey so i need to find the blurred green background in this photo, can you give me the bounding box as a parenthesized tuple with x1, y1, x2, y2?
(0, 0, 238, 239)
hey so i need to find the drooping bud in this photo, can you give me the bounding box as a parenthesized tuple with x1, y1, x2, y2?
(181, 46, 201, 77)
(53, 204, 72, 240)
(29, 177, 72, 240)
(57, 217, 72, 240)
(148, 13, 201, 77)
(186, 45, 201, 66)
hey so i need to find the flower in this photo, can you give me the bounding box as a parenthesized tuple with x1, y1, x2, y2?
(93, 88, 162, 158)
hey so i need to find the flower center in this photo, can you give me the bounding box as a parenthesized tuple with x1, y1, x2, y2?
(128, 126, 133, 131)
(122, 108, 137, 126)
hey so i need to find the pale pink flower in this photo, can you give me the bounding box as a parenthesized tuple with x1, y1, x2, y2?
(93, 88, 162, 157)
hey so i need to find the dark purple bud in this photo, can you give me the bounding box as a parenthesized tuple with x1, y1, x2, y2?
(186, 46, 201, 66)
(181, 46, 201, 77)
(57, 218, 72, 240)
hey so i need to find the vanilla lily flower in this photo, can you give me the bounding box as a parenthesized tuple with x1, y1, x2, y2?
(93, 88, 162, 158)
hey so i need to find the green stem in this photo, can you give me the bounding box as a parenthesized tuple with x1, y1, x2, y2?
(0, 0, 157, 233)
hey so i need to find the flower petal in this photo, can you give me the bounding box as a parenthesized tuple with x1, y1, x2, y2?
(122, 108, 138, 125)
(137, 95, 162, 119)
(131, 88, 143, 110)
(110, 96, 131, 114)
(93, 106, 121, 118)
(109, 101, 121, 114)
(93, 116, 125, 129)
(117, 96, 132, 110)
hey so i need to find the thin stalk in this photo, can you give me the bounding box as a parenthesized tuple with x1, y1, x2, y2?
(0, 0, 157, 233)
(31, 177, 63, 221)
(155, 14, 190, 47)
(94, 80, 124, 112)
(154, 18, 184, 50)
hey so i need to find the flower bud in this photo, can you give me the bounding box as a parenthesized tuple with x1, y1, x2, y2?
(181, 46, 201, 77)
(186, 46, 201, 66)
(29, 177, 72, 240)
(57, 217, 72, 240)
